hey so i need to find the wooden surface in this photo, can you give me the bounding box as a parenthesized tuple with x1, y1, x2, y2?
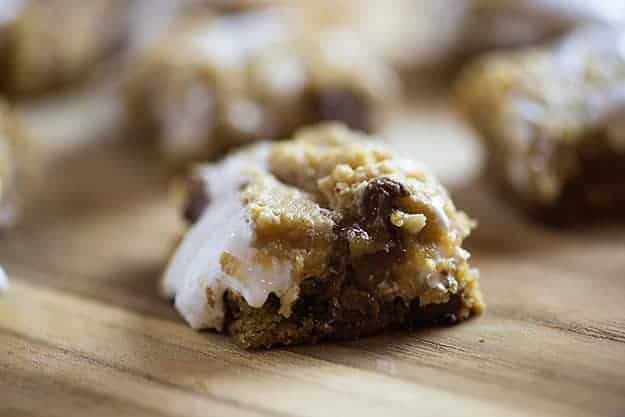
(1, 92, 625, 417)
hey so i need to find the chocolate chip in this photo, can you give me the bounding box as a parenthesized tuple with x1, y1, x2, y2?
(288, 179, 413, 331)
(293, 277, 341, 322)
(314, 89, 371, 133)
(183, 177, 211, 224)
(265, 293, 282, 312)
(410, 295, 463, 326)
(361, 177, 408, 236)
(438, 313, 459, 325)
(534, 135, 625, 224)
(351, 243, 405, 291)
(339, 287, 380, 321)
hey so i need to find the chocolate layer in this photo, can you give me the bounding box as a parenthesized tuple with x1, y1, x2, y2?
(224, 284, 464, 348)
(536, 141, 625, 224)
(222, 178, 441, 348)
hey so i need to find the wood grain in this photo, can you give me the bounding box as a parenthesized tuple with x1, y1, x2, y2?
(0, 96, 624, 417)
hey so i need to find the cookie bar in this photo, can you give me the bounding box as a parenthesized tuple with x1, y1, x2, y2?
(124, 7, 398, 163)
(163, 124, 484, 348)
(0, 0, 125, 96)
(0, 101, 28, 227)
(456, 28, 625, 222)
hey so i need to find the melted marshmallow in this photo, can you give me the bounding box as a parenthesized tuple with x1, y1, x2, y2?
(185, 9, 289, 69)
(0, 0, 23, 27)
(0, 265, 8, 293)
(0, 200, 16, 227)
(162, 144, 295, 330)
(426, 271, 458, 293)
(502, 0, 625, 25)
(0, 133, 17, 227)
(158, 82, 216, 159)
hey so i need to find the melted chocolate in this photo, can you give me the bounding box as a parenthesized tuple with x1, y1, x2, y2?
(183, 177, 211, 224)
(311, 89, 372, 133)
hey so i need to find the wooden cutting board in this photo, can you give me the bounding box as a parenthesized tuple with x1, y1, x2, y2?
(0, 89, 624, 417)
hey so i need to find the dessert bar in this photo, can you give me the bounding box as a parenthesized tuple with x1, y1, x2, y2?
(456, 28, 625, 222)
(124, 7, 398, 163)
(163, 124, 484, 348)
(0, 0, 126, 96)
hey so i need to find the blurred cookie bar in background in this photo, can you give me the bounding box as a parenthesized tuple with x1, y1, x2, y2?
(345, 0, 625, 74)
(123, 6, 399, 163)
(460, 0, 625, 54)
(124, 0, 280, 53)
(455, 27, 625, 223)
(0, 0, 127, 96)
(4, 0, 620, 98)
(163, 123, 484, 348)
